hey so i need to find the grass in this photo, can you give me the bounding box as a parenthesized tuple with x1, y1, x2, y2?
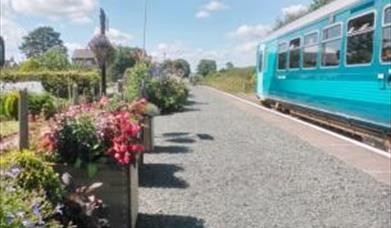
(0, 120, 19, 138)
(199, 67, 256, 94)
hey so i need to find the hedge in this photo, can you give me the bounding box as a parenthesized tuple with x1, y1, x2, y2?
(0, 70, 100, 98)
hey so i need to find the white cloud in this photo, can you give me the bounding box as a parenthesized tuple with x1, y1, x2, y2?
(281, 4, 308, 17)
(196, 11, 210, 19)
(235, 41, 258, 53)
(196, 0, 228, 19)
(223, 23, 271, 66)
(204, 1, 228, 12)
(94, 28, 134, 46)
(230, 24, 271, 41)
(9, 0, 98, 23)
(0, 0, 27, 61)
(65, 42, 84, 57)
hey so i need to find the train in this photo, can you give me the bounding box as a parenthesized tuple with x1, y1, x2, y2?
(256, 0, 391, 148)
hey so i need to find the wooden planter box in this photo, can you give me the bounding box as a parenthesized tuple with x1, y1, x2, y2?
(55, 156, 139, 228)
(140, 116, 154, 166)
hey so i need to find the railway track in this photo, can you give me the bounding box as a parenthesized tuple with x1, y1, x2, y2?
(263, 99, 391, 153)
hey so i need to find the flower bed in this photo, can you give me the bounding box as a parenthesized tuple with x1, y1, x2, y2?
(1, 96, 151, 227)
(40, 97, 147, 174)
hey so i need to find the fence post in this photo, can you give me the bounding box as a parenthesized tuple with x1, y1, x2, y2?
(72, 84, 79, 105)
(128, 157, 139, 228)
(140, 116, 154, 166)
(118, 79, 124, 99)
(19, 89, 29, 150)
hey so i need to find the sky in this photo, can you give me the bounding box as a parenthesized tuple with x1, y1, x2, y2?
(1, 0, 312, 70)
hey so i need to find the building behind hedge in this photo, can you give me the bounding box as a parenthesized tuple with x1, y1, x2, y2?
(72, 49, 96, 66)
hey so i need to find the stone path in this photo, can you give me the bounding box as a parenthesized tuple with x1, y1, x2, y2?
(137, 86, 391, 228)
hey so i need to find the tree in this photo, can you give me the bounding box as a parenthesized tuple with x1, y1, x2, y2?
(273, 0, 334, 30)
(162, 59, 191, 78)
(226, 62, 234, 70)
(309, 0, 334, 11)
(20, 26, 66, 58)
(38, 47, 70, 70)
(174, 59, 191, 78)
(110, 46, 142, 81)
(197, 59, 217, 76)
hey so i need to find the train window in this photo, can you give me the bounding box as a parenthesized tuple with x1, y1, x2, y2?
(258, 52, 263, 72)
(321, 24, 342, 67)
(346, 12, 375, 65)
(278, 43, 288, 70)
(303, 32, 318, 68)
(382, 6, 391, 62)
(289, 38, 301, 69)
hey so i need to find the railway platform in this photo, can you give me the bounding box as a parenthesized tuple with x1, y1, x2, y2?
(138, 86, 390, 228)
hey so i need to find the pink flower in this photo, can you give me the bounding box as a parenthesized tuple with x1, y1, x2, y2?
(99, 96, 109, 106)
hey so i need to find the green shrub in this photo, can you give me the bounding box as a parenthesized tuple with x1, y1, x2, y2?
(201, 67, 256, 93)
(1, 92, 58, 120)
(0, 70, 100, 98)
(28, 93, 57, 119)
(0, 95, 6, 118)
(56, 114, 103, 169)
(0, 150, 64, 203)
(146, 78, 189, 113)
(124, 62, 151, 101)
(4, 92, 19, 120)
(38, 47, 70, 71)
(0, 150, 62, 227)
(18, 58, 41, 72)
(0, 179, 61, 227)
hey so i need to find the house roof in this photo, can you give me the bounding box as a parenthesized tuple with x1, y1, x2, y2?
(72, 49, 95, 59)
(261, 0, 361, 43)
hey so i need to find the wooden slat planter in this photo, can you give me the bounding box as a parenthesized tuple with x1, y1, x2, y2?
(140, 116, 154, 166)
(55, 156, 139, 228)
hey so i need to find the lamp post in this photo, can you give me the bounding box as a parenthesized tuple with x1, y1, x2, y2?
(142, 0, 148, 58)
(89, 8, 114, 96)
(0, 36, 5, 68)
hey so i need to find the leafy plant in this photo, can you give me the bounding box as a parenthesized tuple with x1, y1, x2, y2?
(56, 114, 103, 174)
(28, 92, 57, 119)
(40, 98, 146, 172)
(54, 173, 109, 227)
(0, 150, 64, 227)
(3, 91, 19, 120)
(124, 62, 151, 101)
(146, 78, 189, 113)
(38, 47, 70, 71)
(18, 58, 42, 72)
(0, 150, 64, 202)
(109, 46, 142, 81)
(161, 59, 191, 78)
(0, 172, 61, 227)
(200, 66, 256, 94)
(0, 70, 100, 98)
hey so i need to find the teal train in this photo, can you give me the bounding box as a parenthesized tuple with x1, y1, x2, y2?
(256, 0, 391, 135)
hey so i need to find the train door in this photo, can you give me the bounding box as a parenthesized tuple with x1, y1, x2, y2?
(256, 45, 266, 98)
(379, 3, 391, 90)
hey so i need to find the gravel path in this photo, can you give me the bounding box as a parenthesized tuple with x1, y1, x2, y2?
(137, 86, 391, 228)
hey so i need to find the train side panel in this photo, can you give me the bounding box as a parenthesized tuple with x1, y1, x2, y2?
(257, 0, 391, 129)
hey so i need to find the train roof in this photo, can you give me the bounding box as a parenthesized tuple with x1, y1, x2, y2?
(261, 0, 361, 43)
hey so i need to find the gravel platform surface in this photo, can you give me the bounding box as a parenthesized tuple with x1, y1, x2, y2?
(137, 86, 391, 228)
